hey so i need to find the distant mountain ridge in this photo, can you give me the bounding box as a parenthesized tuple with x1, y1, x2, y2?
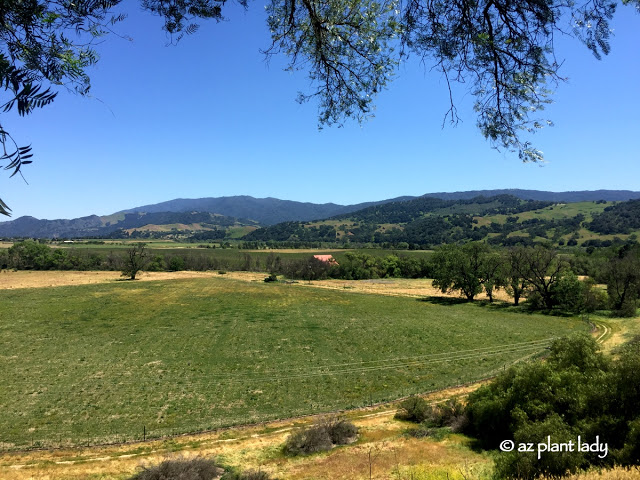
(1, 190, 639, 238)
(421, 189, 640, 203)
(118, 195, 415, 225)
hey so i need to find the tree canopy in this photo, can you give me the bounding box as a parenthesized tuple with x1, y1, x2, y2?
(2, 0, 639, 215)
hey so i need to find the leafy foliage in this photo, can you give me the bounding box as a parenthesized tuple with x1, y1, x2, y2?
(266, 0, 637, 161)
(0, 0, 236, 216)
(598, 244, 640, 316)
(1, 0, 639, 216)
(431, 242, 503, 301)
(265, 0, 400, 126)
(465, 335, 640, 479)
(588, 200, 640, 234)
(511, 246, 566, 310)
(121, 242, 148, 280)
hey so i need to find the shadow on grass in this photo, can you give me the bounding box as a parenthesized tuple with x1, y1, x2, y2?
(419, 296, 470, 306)
(419, 296, 545, 315)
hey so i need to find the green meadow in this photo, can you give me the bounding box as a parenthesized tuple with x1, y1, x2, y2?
(0, 276, 588, 449)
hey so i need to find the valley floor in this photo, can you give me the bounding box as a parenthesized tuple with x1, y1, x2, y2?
(1, 270, 638, 479)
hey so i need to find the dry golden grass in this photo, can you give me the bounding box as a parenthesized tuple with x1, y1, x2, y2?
(547, 467, 640, 480)
(598, 317, 640, 353)
(0, 270, 220, 289)
(298, 277, 513, 302)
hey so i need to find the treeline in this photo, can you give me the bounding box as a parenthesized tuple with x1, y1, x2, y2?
(270, 252, 433, 281)
(275, 243, 640, 317)
(0, 241, 267, 273)
(430, 243, 640, 316)
(243, 222, 338, 242)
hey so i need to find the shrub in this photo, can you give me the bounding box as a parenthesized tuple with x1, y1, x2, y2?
(431, 399, 467, 432)
(128, 456, 220, 480)
(146, 255, 166, 272)
(395, 396, 431, 423)
(407, 424, 450, 440)
(321, 416, 358, 444)
(283, 417, 357, 456)
(283, 425, 332, 456)
(465, 335, 640, 479)
(168, 256, 186, 271)
(396, 397, 467, 432)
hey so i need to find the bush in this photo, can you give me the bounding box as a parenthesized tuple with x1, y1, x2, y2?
(321, 416, 358, 444)
(407, 424, 450, 440)
(168, 256, 186, 271)
(146, 255, 166, 272)
(283, 417, 357, 456)
(396, 397, 467, 432)
(395, 396, 431, 423)
(128, 456, 220, 480)
(465, 335, 640, 479)
(222, 470, 274, 480)
(283, 425, 332, 456)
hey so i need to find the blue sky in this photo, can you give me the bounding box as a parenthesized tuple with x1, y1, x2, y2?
(2, 3, 639, 220)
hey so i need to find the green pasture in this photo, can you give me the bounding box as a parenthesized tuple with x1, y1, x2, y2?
(476, 201, 611, 227)
(0, 277, 588, 449)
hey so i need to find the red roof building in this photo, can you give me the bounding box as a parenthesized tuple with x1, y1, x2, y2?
(313, 254, 339, 266)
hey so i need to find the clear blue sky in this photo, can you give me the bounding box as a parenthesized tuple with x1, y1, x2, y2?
(2, 3, 639, 220)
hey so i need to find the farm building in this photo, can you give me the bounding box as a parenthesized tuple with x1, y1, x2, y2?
(313, 254, 339, 266)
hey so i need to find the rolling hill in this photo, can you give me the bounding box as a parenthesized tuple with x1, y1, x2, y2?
(1, 190, 639, 240)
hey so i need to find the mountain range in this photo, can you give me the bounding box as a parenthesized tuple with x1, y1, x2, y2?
(1, 189, 639, 239)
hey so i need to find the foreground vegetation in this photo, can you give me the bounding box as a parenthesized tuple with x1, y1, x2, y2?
(396, 336, 640, 479)
(0, 275, 587, 450)
(467, 336, 640, 479)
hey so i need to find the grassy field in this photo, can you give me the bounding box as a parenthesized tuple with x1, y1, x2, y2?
(0, 275, 589, 450)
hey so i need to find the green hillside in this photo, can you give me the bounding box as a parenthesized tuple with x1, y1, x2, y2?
(243, 196, 639, 248)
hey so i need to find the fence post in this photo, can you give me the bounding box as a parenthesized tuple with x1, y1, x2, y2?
(143, 425, 146, 442)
